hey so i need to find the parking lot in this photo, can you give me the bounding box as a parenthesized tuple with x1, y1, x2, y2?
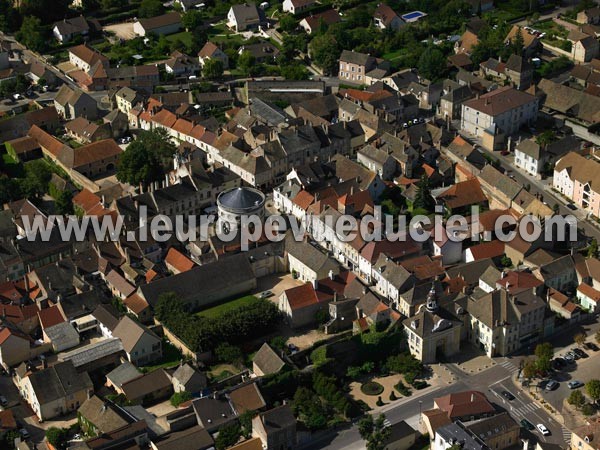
(538, 341, 600, 424)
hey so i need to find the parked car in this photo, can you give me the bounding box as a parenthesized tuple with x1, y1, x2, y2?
(564, 353, 575, 363)
(537, 424, 550, 436)
(566, 203, 577, 210)
(552, 357, 565, 369)
(521, 419, 535, 430)
(19, 428, 30, 439)
(545, 380, 559, 391)
(259, 290, 273, 299)
(501, 390, 515, 401)
(584, 342, 599, 351)
(567, 350, 579, 360)
(573, 348, 588, 358)
(501, 150, 510, 156)
(0, 396, 7, 406)
(568, 380, 584, 389)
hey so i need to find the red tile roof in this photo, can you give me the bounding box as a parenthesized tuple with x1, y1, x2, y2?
(165, 247, 195, 273)
(124, 293, 150, 315)
(496, 270, 543, 294)
(437, 178, 487, 209)
(434, 390, 495, 419)
(283, 283, 320, 310)
(38, 305, 66, 329)
(467, 240, 505, 261)
(292, 190, 315, 211)
(578, 283, 600, 303)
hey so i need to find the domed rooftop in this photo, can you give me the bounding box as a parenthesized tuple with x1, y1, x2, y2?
(217, 187, 265, 211)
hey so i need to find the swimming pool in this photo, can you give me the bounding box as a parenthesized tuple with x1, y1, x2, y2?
(401, 11, 427, 22)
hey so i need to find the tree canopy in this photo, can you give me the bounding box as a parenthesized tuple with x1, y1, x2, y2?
(116, 129, 175, 187)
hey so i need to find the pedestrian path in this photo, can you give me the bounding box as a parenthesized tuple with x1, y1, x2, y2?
(498, 360, 519, 373)
(510, 402, 540, 417)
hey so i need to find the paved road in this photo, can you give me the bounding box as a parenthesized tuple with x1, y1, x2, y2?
(308, 357, 566, 450)
(309, 319, 600, 450)
(458, 131, 600, 242)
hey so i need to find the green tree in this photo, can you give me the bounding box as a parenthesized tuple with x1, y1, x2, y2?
(279, 15, 298, 33)
(512, 27, 524, 55)
(237, 51, 256, 77)
(19, 0, 70, 22)
(239, 410, 255, 438)
(116, 128, 176, 187)
(203, 58, 224, 79)
(55, 190, 74, 215)
(269, 336, 287, 352)
(522, 358, 537, 380)
(418, 47, 447, 81)
(358, 414, 391, 450)
(413, 176, 435, 212)
(535, 130, 556, 148)
(575, 333, 587, 347)
(500, 255, 513, 268)
(281, 63, 309, 80)
(138, 0, 164, 18)
(215, 343, 243, 365)
(215, 422, 242, 450)
(309, 34, 339, 75)
(568, 389, 585, 409)
(22, 160, 52, 197)
(588, 238, 598, 258)
(534, 342, 553, 374)
(292, 387, 328, 430)
(586, 379, 600, 404)
(182, 10, 203, 30)
(46, 427, 69, 449)
(16, 16, 46, 52)
(170, 391, 192, 407)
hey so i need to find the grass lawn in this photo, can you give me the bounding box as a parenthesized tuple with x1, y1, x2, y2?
(206, 22, 246, 47)
(140, 340, 182, 372)
(166, 31, 194, 48)
(382, 49, 404, 61)
(196, 295, 262, 319)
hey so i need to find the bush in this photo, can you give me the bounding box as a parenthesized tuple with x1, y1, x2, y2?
(390, 391, 397, 401)
(170, 391, 192, 407)
(394, 382, 412, 397)
(412, 380, 429, 390)
(46, 427, 69, 449)
(376, 396, 384, 406)
(361, 381, 384, 396)
(310, 345, 329, 366)
(582, 403, 595, 416)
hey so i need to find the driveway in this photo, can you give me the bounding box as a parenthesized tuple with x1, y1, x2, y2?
(254, 273, 304, 300)
(103, 22, 136, 40)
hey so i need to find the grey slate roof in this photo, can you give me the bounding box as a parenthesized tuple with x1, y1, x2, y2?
(253, 343, 286, 375)
(92, 304, 120, 331)
(139, 253, 256, 307)
(217, 187, 265, 211)
(112, 316, 160, 354)
(340, 50, 374, 67)
(106, 361, 141, 388)
(27, 361, 92, 405)
(59, 337, 124, 368)
(78, 395, 130, 434)
(285, 235, 338, 275)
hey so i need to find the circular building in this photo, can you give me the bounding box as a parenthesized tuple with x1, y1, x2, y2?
(217, 187, 266, 233)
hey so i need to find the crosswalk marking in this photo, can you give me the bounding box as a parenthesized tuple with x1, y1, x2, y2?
(499, 360, 519, 373)
(562, 426, 572, 444)
(510, 403, 539, 417)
